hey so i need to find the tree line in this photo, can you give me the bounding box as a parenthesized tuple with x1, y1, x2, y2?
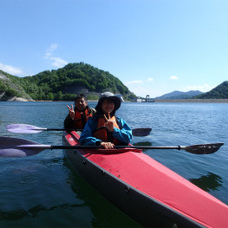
(2, 63, 135, 101)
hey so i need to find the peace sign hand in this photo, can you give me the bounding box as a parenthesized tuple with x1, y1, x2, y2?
(67, 105, 75, 120)
(104, 113, 115, 132)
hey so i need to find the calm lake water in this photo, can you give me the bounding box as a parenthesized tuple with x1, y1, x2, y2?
(0, 101, 227, 227)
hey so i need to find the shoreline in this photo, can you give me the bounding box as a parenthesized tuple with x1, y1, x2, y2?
(1, 98, 228, 103)
(153, 99, 228, 103)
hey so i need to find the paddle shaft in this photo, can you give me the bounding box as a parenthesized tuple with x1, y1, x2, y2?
(49, 145, 182, 150)
(46, 128, 151, 137)
(14, 143, 224, 153)
(45, 128, 83, 131)
(0, 136, 223, 157)
(7, 124, 152, 137)
(15, 144, 181, 150)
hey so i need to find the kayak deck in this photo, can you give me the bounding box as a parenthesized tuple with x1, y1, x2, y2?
(63, 131, 228, 227)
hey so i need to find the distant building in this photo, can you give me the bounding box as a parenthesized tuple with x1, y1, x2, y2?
(134, 95, 154, 102)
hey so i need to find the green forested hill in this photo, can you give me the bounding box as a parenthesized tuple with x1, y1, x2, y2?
(1, 62, 135, 101)
(0, 70, 33, 101)
(194, 81, 228, 99)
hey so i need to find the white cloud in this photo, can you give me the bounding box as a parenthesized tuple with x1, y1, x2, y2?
(45, 43, 59, 58)
(182, 84, 214, 92)
(147, 77, 154, 82)
(169, 75, 178, 80)
(0, 62, 24, 76)
(125, 80, 143, 84)
(49, 43, 59, 52)
(44, 43, 68, 68)
(50, 57, 68, 68)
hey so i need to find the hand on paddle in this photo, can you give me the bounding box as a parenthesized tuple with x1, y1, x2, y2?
(101, 142, 115, 149)
(67, 105, 75, 120)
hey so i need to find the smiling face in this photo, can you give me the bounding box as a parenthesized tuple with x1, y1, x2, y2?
(75, 97, 87, 112)
(101, 99, 115, 115)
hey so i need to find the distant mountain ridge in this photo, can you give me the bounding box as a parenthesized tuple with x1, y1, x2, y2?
(194, 81, 228, 99)
(155, 90, 203, 99)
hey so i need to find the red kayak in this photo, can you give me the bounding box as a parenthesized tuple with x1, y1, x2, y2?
(63, 131, 228, 227)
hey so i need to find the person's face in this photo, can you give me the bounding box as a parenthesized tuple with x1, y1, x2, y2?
(75, 98, 87, 111)
(101, 99, 115, 115)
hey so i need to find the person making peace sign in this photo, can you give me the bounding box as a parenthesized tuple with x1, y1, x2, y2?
(79, 92, 132, 149)
(64, 94, 96, 130)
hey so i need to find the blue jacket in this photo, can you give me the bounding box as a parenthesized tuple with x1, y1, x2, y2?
(79, 116, 132, 145)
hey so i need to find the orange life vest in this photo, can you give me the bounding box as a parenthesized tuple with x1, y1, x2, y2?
(73, 108, 93, 129)
(93, 116, 121, 144)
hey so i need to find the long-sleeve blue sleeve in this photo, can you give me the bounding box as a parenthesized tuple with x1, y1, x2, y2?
(112, 117, 132, 144)
(79, 118, 101, 145)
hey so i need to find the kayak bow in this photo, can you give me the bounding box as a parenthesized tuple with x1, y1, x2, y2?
(63, 131, 228, 227)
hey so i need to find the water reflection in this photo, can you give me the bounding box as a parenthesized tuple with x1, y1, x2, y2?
(133, 141, 152, 146)
(0, 203, 84, 221)
(189, 172, 223, 192)
(63, 158, 141, 228)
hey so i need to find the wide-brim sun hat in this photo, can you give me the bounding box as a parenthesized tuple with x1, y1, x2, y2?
(95, 92, 121, 113)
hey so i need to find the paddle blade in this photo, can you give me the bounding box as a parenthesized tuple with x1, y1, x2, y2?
(132, 128, 152, 137)
(0, 136, 49, 157)
(184, 143, 224, 154)
(7, 124, 45, 134)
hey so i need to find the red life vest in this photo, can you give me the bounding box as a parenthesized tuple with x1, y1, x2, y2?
(93, 116, 121, 144)
(72, 108, 93, 129)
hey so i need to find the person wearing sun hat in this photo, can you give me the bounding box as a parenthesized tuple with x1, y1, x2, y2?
(79, 92, 132, 149)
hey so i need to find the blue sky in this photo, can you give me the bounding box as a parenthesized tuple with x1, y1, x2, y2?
(0, 0, 227, 97)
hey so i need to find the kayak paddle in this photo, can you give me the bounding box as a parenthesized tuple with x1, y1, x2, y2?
(0, 136, 223, 157)
(7, 124, 152, 137)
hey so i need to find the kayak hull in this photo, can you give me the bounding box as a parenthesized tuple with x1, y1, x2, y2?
(63, 131, 228, 227)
